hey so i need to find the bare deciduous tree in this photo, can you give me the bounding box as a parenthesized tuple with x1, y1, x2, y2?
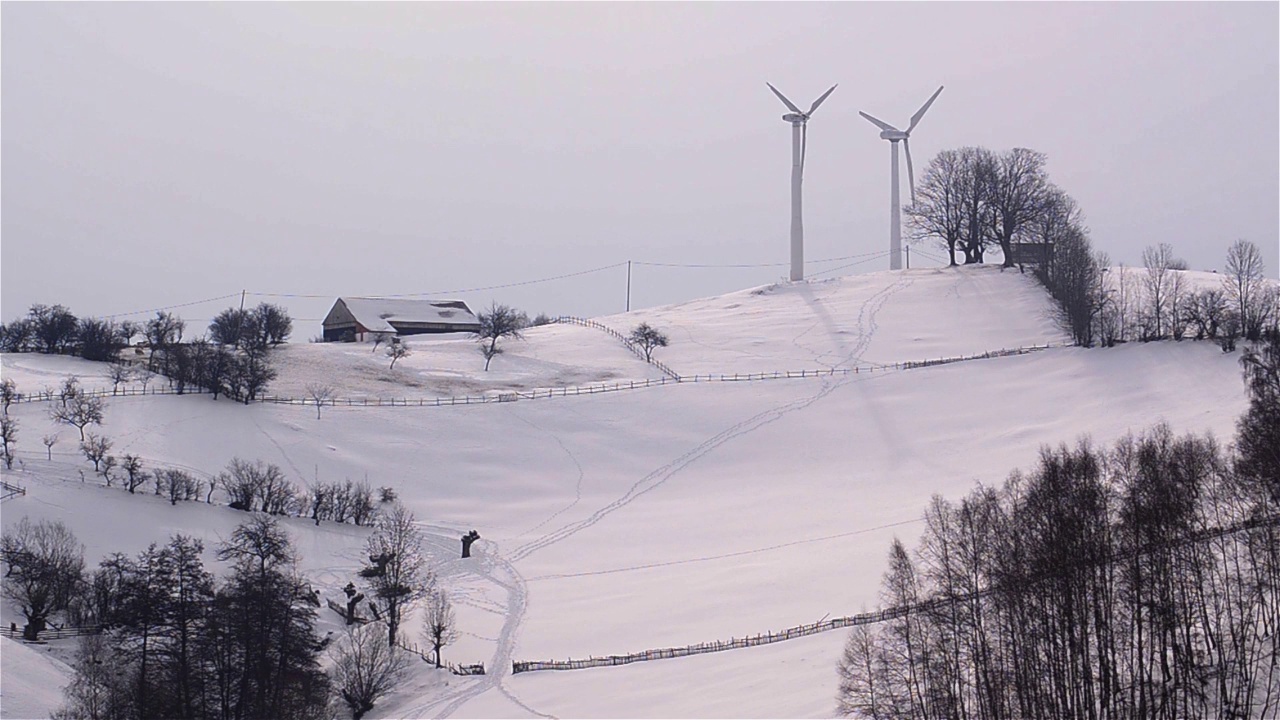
(307, 383, 335, 420)
(905, 149, 967, 265)
(1, 377, 18, 415)
(1, 517, 85, 640)
(422, 587, 457, 669)
(121, 454, 145, 493)
(59, 375, 81, 408)
(79, 433, 112, 475)
(476, 303, 528, 371)
(41, 433, 59, 461)
(628, 323, 670, 362)
(51, 392, 105, 441)
(987, 147, 1050, 268)
(1224, 239, 1268, 341)
(107, 360, 133, 395)
(360, 504, 430, 646)
(1142, 242, 1177, 339)
(330, 623, 408, 720)
(386, 342, 410, 370)
(0, 415, 17, 470)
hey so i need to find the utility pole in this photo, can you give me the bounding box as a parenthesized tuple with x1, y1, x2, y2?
(906, 246, 910, 270)
(626, 261, 632, 313)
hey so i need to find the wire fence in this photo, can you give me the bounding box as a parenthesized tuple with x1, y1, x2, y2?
(512, 512, 1280, 674)
(553, 316, 682, 380)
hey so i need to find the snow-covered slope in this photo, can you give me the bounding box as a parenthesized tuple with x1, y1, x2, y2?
(1, 637, 72, 720)
(0, 266, 1252, 719)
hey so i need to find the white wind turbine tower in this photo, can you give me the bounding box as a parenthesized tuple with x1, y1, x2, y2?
(767, 82, 837, 282)
(859, 86, 944, 270)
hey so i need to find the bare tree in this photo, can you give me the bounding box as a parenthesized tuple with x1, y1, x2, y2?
(136, 367, 155, 393)
(100, 454, 118, 483)
(1142, 243, 1177, 339)
(1, 377, 18, 415)
(385, 342, 410, 370)
(422, 587, 457, 669)
(121, 454, 146, 493)
(370, 331, 392, 353)
(107, 360, 133, 395)
(0, 415, 17, 470)
(51, 392, 105, 441)
(987, 147, 1050, 268)
(53, 633, 126, 720)
(80, 433, 113, 475)
(628, 323, 670, 362)
(1224, 239, 1267, 340)
(905, 148, 968, 265)
(155, 468, 199, 505)
(360, 504, 430, 646)
(59, 375, 81, 408)
(144, 310, 184, 373)
(307, 383, 335, 420)
(1, 517, 85, 640)
(958, 147, 999, 264)
(330, 623, 408, 720)
(41, 433, 59, 461)
(475, 303, 528, 371)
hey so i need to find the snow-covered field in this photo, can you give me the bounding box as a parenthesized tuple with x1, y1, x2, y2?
(0, 265, 1253, 718)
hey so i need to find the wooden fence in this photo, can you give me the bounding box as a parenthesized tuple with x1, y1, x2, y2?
(395, 639, 485, 676)
(553, 316, 682, 380)
(0, 625, 102, 642)
(13, 385, 208, 404)
(8, 344, 1060, 414)
(0, 480, 26, 501)
(512, 511, 1280, 674)
(255, 344, 1056, 410)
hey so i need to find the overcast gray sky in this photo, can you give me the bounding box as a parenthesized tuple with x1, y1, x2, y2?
(3, 2, 1277, 336)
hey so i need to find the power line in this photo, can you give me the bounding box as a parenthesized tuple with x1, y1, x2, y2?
(808, 251, 892, 278)
(248, 261, 629, 300)
(633, 250, 887, 269)
(102, 293, 242, 320)
(97, 251, 898, 320)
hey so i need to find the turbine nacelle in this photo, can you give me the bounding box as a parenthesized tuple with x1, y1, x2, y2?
(782, 112, 807, 124)
(880, 130, 908, 141)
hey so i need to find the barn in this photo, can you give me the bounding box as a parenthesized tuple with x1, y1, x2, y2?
(321, 298, 481, 342)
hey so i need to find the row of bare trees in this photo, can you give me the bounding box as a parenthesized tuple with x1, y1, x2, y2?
(1097, 240, 1278, 347)
(906, 147, 1073, 268)
(838, 336, 1280, 719)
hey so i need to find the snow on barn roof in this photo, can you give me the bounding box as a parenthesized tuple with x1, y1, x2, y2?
(336, 297, 479, 333)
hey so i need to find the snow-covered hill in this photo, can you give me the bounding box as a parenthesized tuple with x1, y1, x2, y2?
(0, 265, 1252, 718)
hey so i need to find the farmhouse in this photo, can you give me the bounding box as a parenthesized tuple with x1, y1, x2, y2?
(322, 298, 481, 342)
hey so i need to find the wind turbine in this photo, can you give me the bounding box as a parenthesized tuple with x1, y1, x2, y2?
(767, 82, 837, 282)
(859, 86, 943, 270)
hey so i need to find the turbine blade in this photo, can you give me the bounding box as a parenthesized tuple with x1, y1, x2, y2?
(801, 122, 808, 177)
(906, 85, 944, 133)
(767, 82, 802, 114)
(807, 84, 838, 115)
(904, 137, 916, 204)
(859, 111, 899, 133)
